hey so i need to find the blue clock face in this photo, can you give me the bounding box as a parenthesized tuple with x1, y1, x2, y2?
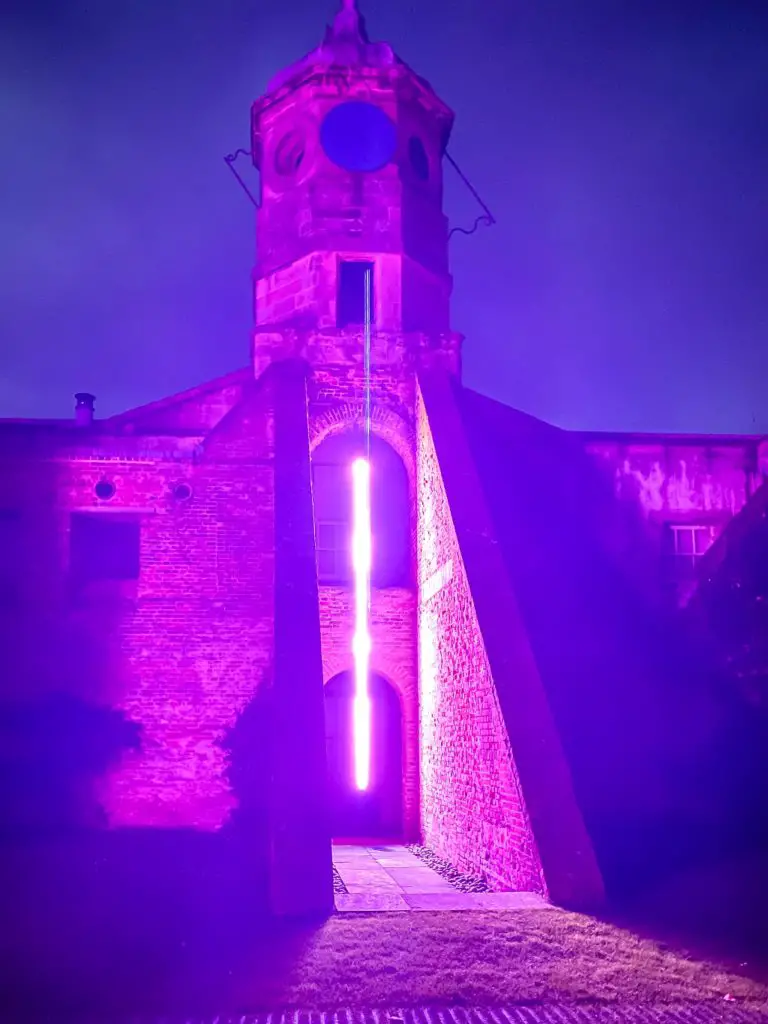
(320, 101, 397, 173)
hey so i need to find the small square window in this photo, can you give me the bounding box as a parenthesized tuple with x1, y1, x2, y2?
(664, 523, 719, 589)
(70, 513, 140, 583)
(315, 519, 351, 584)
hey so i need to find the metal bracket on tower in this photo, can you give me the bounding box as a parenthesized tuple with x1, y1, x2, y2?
(444, 149, 496, 240)
(223, 148, 261, 208)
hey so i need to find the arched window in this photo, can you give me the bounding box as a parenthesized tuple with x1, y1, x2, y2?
(312, 430, 410, 588)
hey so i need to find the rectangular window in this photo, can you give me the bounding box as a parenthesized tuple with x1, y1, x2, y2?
(70, 513, 140, 584)
(316, 520, 351, 584)
(663, 523, 717, 580)
(337, 260, 374, 328)
(0, 510, 21, 605)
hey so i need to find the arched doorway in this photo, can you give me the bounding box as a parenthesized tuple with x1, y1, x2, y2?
(324, 670, 403, 840)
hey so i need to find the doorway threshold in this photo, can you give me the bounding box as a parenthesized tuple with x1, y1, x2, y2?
(332, 845, 549, 913)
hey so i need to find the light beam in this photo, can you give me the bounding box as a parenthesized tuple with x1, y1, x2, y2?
(351, 456, 372, 791)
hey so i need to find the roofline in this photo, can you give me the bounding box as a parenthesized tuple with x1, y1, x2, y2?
(0, 418, 73, 427)
(575, 430, 766, 447)
(105, 367, 250, 423)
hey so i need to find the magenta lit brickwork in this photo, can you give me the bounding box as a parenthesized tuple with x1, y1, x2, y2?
(318, 585, 419, 838)
(96, 379, 276, 829)
(417, 372, 605, 909)
(2, 13, 768, 997)
(310, 389, 420, 840)
(416, 382, 546, 895)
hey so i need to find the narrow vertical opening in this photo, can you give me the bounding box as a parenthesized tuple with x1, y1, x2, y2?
(337, 260, 374, 328)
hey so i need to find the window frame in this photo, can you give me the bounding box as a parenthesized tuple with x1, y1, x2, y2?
(663, 522, 718, 581)
(336, 259, 375, 329)
(68, 511, 142, 587)
(315, 519, 351, 585)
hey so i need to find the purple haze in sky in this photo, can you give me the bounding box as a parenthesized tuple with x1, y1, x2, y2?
(1, 0, 766, 433)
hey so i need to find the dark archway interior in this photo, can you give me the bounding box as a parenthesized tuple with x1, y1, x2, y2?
(324, 670, 403, 840)
(312, 429, 410, 587)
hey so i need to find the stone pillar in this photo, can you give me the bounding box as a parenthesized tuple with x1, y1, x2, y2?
(269, 359, 334, 917)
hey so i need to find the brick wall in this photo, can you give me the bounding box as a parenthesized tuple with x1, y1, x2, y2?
(318, 586, 419, 839)
(255, 253, 405, 333)
(416, 373, 604, 908)
(0, 376, 288, 1000)
(309, 370, 420, 841)
(0, 394, 276, 825)
(584, 437, 761, 520)
(416, 387, 545, 893)
(582, 435, 764, 604)
(92, 382, 276, 828)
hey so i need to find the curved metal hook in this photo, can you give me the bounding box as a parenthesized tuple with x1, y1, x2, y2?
(223, 148, 260, 208)
(448, 213, 495, 240)
(444, 149, 496, 242)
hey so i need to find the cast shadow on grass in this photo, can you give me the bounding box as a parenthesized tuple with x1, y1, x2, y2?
(0, 829, 326, 1019)
(597, 842, 768, 985)
(0, 681, 329, 1019)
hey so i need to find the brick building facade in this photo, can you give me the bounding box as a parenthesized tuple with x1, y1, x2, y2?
(1, 0, 766, 931)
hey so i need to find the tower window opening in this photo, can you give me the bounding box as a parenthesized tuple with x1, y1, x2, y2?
(337, 261, 374, 328)
(316, 521, 350, 583)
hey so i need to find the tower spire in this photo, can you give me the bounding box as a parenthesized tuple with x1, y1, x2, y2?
(325, 0, 370, 48)
(265, 0, 393, 93)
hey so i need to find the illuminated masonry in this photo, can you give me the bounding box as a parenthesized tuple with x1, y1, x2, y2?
(0, 0, 765, 924)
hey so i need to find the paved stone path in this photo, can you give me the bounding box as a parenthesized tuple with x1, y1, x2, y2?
(333, 845, 550, 913)
(106, 1004, 768, 1023)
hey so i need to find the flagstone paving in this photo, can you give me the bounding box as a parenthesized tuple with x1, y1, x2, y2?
(333, 845, 550, 912)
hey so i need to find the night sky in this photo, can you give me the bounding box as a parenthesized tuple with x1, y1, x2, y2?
(2, 0, 766, 433)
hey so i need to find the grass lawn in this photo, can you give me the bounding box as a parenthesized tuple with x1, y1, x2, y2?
(6, 905, 768, 1015)
(211, 909, 768, 1011)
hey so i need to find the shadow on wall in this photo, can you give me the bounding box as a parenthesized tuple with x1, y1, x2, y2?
(687, 497, 768, 857)
(0, 680, 277, 1017)
(454, 386, 759, 902)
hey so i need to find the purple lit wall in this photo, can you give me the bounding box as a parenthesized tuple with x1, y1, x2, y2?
(416, 384, 547, 893)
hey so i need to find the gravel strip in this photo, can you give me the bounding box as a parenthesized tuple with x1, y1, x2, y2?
(333, 865, 348, 894)
(407, 844, 491, 893)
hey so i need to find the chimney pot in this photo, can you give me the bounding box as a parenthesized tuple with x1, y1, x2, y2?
(74, 392, 95, 427)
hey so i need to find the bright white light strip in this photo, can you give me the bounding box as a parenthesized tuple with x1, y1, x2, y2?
(351, 456, 372, 791)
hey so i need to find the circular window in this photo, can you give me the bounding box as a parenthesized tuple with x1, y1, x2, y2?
(320, 101, 397, 173)
(408, 137, 429, 182)
(173, 482, 192, 502)
(274, 131, 306, 177)
(94, 480, 115, 501)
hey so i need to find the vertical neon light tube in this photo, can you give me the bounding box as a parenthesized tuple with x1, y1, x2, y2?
(351, 266, 373, 792)
(351, 457, 372, 791)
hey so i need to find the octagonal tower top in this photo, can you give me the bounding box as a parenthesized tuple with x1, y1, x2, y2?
(252, 0, 454, 160)
(251, 0, 461, 377)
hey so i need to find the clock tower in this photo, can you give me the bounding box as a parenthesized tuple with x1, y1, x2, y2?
(250, 0, 462, 376)
(250, 0, 462, 841)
